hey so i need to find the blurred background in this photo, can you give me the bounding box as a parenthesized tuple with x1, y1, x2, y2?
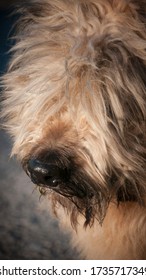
(0, 0, 79, 260)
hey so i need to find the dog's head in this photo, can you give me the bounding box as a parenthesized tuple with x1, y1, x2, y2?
(2, 0, 146, 226)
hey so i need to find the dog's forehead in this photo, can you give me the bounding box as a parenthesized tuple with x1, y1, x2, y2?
(1, 0, 146, 152)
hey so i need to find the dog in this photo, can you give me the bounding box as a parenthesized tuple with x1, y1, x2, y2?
(1, 0, 146, 259)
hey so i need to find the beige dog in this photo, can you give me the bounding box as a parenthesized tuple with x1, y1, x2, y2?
(2, 0, 146, 259)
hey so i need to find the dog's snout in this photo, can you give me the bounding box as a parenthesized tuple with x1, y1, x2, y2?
(28, 158, 68, 187)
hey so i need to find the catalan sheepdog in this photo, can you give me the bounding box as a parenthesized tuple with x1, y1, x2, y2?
(1, 0, 146, 259)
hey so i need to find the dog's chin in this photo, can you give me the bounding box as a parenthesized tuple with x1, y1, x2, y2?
(27, 169, 110, 227)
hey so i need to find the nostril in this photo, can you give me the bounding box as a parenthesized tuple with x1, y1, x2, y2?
(27, 158, 67, 187)
(44, 175, 61, 187)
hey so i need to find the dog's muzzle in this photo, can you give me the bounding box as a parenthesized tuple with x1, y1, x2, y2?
(27, 158, 69, 188)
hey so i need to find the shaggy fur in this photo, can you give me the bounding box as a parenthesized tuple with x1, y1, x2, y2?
(1, 0, 146, 259)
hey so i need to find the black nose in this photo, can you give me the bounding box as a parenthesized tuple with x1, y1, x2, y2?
(27, 158, 68, 187)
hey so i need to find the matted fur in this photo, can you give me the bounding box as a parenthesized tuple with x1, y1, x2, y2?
(1, 0, 146, 259)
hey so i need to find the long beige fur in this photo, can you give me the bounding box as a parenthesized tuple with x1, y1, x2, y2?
(1, 0, 146, 259)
